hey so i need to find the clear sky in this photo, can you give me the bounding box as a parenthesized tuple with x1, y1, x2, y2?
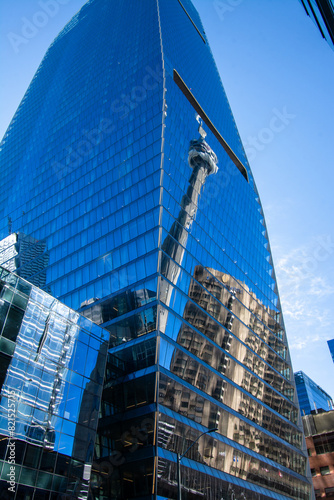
(1, 0, 333, 400)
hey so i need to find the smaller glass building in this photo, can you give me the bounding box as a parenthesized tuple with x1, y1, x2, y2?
(0, 266, 109, 499)
(294, 371, 334, 416)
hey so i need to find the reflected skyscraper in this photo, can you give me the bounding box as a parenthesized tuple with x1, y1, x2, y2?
(0, 0, 313, 498)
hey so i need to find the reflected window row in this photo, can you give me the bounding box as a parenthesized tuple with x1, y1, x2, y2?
(159, 373, 302, 449)
(157, 454, 309, 500)
(162, 316, 292, 402)
(160, 338, 297, 425)
(160, 256, 287, 358)
(160, 219, 280, 329)
(157, 413, 309, 498)
(159, 274, 291, 382)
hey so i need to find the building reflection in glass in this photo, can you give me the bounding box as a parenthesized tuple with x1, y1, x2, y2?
(0, 232, 50, 291)
(156, 263, 310, 499)
(81, 132, 311, 499)
(0, 267, 108, 498)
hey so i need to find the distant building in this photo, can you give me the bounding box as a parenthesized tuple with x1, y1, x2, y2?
(303, 409, 334, 498)
(298, 0, 334, 50)
(295, 371, 334, 415)
(328, 339, 334, 363)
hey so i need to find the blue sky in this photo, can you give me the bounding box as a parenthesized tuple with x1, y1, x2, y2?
(1, 0, 333, 400)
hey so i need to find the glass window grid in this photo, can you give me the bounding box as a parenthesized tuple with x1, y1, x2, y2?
(157, 413, 309, 496)
(160, 306, 292, 401)
(0, 0, 313, 496)
(55, 250, 159, 311)
(159, 336, 297, 428)
(158, 371, 302, 450)
(158, 403, 305, 476)
(20, 166, 161, 247)
(46, 208, 160, 287)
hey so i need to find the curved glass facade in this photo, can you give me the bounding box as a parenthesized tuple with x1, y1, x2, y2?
(0, 0, 313, 498)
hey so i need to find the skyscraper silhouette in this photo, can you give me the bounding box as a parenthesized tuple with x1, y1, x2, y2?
(0, 0, 313, 498)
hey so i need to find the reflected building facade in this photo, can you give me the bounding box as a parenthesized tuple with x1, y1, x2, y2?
(0, 233, 50, 291)
(0, 0, 313, 499)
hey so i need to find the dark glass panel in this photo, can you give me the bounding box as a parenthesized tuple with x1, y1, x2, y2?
(40, 450, 57, 474)
(106, 337, 157, 380)
(106, 305, 158, 347)
(23, 444, 42, 468)
(0, 353, 11, 391)
(2, 304, 25, 342)
(0, 301, 10, 335)
(101, 373, 156, 417)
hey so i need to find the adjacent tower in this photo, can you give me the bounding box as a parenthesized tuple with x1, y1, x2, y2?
(298, 0, 334, 50)
(0, 0, 313, 498)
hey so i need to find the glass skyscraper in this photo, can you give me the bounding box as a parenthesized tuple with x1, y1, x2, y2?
(0, 0, 313, 498)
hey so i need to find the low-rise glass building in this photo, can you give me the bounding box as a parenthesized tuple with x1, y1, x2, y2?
(0, 267, 108, 498)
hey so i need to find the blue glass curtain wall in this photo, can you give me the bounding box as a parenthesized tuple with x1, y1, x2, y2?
(0, 0, 312, 498)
